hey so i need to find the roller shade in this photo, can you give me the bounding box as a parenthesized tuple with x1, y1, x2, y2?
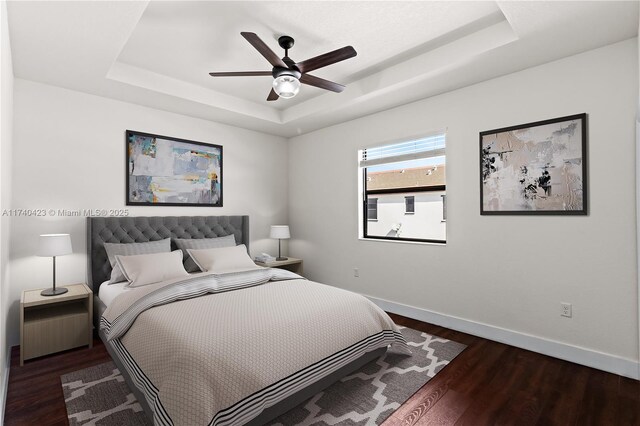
(360, 133, 446, 168)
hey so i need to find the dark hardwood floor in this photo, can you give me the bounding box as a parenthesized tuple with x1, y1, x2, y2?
(384, 314, 640, 426)
(4, 315, 639, 425)
(5, 337, 109, 426)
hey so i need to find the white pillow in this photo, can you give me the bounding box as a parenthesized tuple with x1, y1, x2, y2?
(115, 250, 188, 287)
(187, 244, 259, 274)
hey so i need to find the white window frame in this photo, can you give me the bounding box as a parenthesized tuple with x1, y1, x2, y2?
(358, 131, 447, 244)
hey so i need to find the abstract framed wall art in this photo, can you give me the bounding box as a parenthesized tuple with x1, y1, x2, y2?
(126, 130, 223, 207)
(480, 113, 587, 215)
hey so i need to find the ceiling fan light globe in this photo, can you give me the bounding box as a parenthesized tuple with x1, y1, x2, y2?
(273, 75, 300, 99)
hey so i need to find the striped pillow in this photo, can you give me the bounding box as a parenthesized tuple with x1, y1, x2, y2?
(174, 235, 237, 272)
(104, 238, 171, 283)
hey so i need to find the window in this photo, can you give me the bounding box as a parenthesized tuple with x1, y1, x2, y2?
(359, 133, 446, 243)
(367, 198, 378, 220)
(405, 196, 415, 214)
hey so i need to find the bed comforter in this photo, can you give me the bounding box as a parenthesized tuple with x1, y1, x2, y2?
(100, 268, 409, 426)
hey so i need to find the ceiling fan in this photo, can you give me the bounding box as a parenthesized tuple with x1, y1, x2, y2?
(209, 32, 357, 101)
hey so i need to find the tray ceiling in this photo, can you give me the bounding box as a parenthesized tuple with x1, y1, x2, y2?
(7, 1, 639, 137)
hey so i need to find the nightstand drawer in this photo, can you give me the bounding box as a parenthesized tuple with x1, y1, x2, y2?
(23, 306, 89, 360)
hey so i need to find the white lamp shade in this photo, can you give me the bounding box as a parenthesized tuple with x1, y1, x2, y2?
(37, 234, 72, 257)
(270, 225, 290, 239)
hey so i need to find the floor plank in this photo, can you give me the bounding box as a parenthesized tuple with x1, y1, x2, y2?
(4, 316, 639, 426)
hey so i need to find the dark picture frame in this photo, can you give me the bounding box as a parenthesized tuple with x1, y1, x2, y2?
(480, 113, 587, 215)
(126, 130, 223, 207)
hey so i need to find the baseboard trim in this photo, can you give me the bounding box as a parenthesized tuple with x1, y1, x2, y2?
(367, 295, 640, 380)
(0, 346, 10, 424)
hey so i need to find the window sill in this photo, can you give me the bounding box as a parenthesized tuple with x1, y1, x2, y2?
(367, 219, 378, 222)
(359, 237, 446, 246)
(404, 212, 415, 215)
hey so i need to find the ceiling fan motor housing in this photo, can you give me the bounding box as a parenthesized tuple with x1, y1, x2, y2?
(272, 66, 301, 80)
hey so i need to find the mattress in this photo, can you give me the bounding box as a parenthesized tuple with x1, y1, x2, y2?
(97, 280, 130, 307)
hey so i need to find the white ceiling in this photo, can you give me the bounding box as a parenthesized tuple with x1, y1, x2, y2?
(7, 1, 639, 137)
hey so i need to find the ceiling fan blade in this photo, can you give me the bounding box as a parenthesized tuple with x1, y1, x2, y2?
(267, 88, 279, 101)
(296, 46, 357, 74)
(241, 32, 287, 68)
(300, 74, 345, 93)
(209, 71, 272, 77)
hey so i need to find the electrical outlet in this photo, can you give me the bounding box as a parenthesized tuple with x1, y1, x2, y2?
(561, 302, 572, 318)
(354, 268, 359, 277)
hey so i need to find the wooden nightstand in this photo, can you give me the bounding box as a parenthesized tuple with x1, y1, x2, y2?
(20, 283, 93, 366)
(255, 257, 304, 276)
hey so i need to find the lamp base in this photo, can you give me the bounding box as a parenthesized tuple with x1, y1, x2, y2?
(41, 287, 68, 297)
(276, 256, 288, 261)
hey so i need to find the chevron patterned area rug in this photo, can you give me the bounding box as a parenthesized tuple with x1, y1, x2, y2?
(61, 327, 465, 426)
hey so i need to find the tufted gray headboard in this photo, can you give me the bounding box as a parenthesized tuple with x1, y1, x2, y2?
(87, 216, 249, 291)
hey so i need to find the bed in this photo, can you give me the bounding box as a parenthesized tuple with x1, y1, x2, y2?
(88, 216, 409, 426)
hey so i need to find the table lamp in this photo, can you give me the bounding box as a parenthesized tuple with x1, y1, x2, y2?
(269, 225, 290, 261)
(37, 234, 72, 296)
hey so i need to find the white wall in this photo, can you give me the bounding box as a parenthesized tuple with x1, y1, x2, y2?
(7, 79, 289, 346)
(289, 39, 639, 376)
(0, 0, 13, 419)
